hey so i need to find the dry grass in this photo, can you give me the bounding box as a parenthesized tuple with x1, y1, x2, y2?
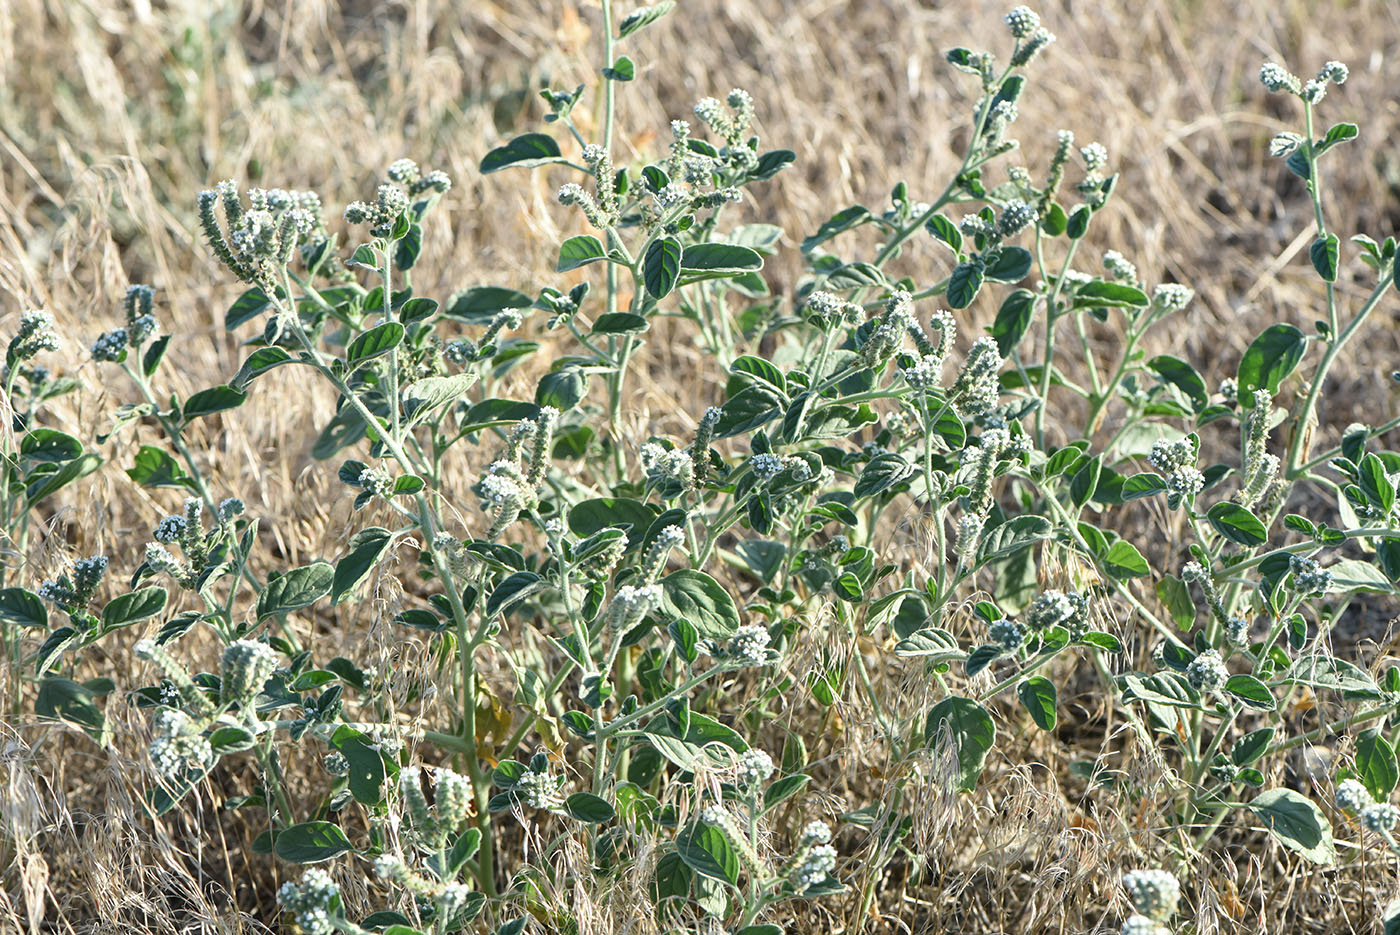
(3, 0, 1400, 932)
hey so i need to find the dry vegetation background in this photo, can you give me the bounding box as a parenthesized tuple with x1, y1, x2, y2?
(2, 0, 1400, 932)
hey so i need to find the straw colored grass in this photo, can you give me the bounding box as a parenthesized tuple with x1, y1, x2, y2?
(2, 1, 1399, 932)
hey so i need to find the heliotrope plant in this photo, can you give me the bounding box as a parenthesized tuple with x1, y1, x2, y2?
(4, 2, 1400, 933)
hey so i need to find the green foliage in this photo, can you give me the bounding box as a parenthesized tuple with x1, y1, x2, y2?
(5, 6, 1400, 934)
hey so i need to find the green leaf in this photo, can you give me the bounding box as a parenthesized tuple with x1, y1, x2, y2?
(347, 322, 405, 367)
(225, 287, 272, 329)
(1327, 558, 1395, 594)
(1206, 502, 1268, 546)
(402, 373, 478, 422)
(925, 213, 963, 253)
(1232, 728, 1274, 766)
(333, 731, 386, 805)
(445, 286, 533, 324)
(643, 236, 683, 298)
(749, 150, 795, 181)
(923, 696, 996, 792)
(660, 570, 740, 640)
(590, 312, 648, 335)
(854, 453, 916, 499)
(1102, 540, 1150, 580)
(569, 498, 658, 548)
(232, 347, 295, 390)
(1310, 234, 1340, 282)
(479, 133, 563, 173)
(1072, 280, 1149, 309)
(393, 223, 422, 269)
(332, 528, 393, 604)
(729, 355, 786, 393)
(1121, 473, 1168, 501)
(1148, 355, 1208, 411)
(1070, 454, 1101, 508)
(947, 261, 984, 309)
(20, 429, 83, 463)
(535, 369, 589, 411)
(486, 572, 542, 618)
(564, 792, 615, 823)
(1225, 674, 1276, 710)
(1156, 575, 1195, 629)
(680, 242, 763, 272)
(1248, 788, 1335, 866)
(101, 587, 167, 632)
(35, 676, 106, 739)
(675, 821, 740, 886)
(182, 385, 247, 421)
(975, 515, 1052, 563)
(1356, 729, 1400, 800)
(984, 246, 1032, 283)
(1318, 121, 1358, 153)
(274, 821, 354, 863)
(1358, 452, 1396, 515)
(802, 205, 869, 252)
(601, 55, 635, 82)
(988, 289, 1036, 355)
(141, 334, 170, 377)
(617, 0, 674, 38)
(557, 234, 608, 272)
(209, 726, 257, 754)
(27, 452, 102, 505)
(1017, 676, 1057, 730)
(1237, 323, 1306, 409)
(257, 562, 334, 619)
(0, 588, 47, 629)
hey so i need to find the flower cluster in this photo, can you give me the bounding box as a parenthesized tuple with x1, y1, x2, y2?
(1148, 437, 1203, 510)
(198, 181, 322, 288)
(1122, 868, 1179, 931)
(950, 338, 1004, 419)
(37, 554, 108, 611)
(277, 869, 342, 935)
(220, 640, 277, 705)
(1289, 555, 1333, 595)
(7, 310, 60, 363)
(1185, 649, 1229, 691)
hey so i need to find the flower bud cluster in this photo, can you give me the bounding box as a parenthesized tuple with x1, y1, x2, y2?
(148, 707, 215, 780)
(640, 442, 695, 487)
(1185, 648, 1228, 691)
(716, 623, 777, 668)
(1151, 283, 1194, 314)
(989, 618, 1025, 650)
(803, 291, 863, 330)
(1103, 250, 1137, 285)
(1148, 437, 1202, 510)
(220, 640, 277, 705)
(605, 583, 663, 633)
(1009, 16, 1056, 68)
(1122, 868, 1180, 922)
(277, 868, 341, 935)
(859, 291, 916, 369)
(950, 338, 1003, 419)
(1004, 6, 1040, 39)
(1335, 778, 1373, 814)
(735, 749, 775, 789)
(1240, 389, 1277, 508)
(513, 767, 563, 811)
(198, 181, 319, 288)
(1289, 555, 1333, 595)
(701, 806, 767, 876)
(136, 639, 215, 718)
(1362, 802, 1400, 832)
(37, 554, 108, 611)
(7, 310, 60, 362)
(1026, 588, 1089, 634)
